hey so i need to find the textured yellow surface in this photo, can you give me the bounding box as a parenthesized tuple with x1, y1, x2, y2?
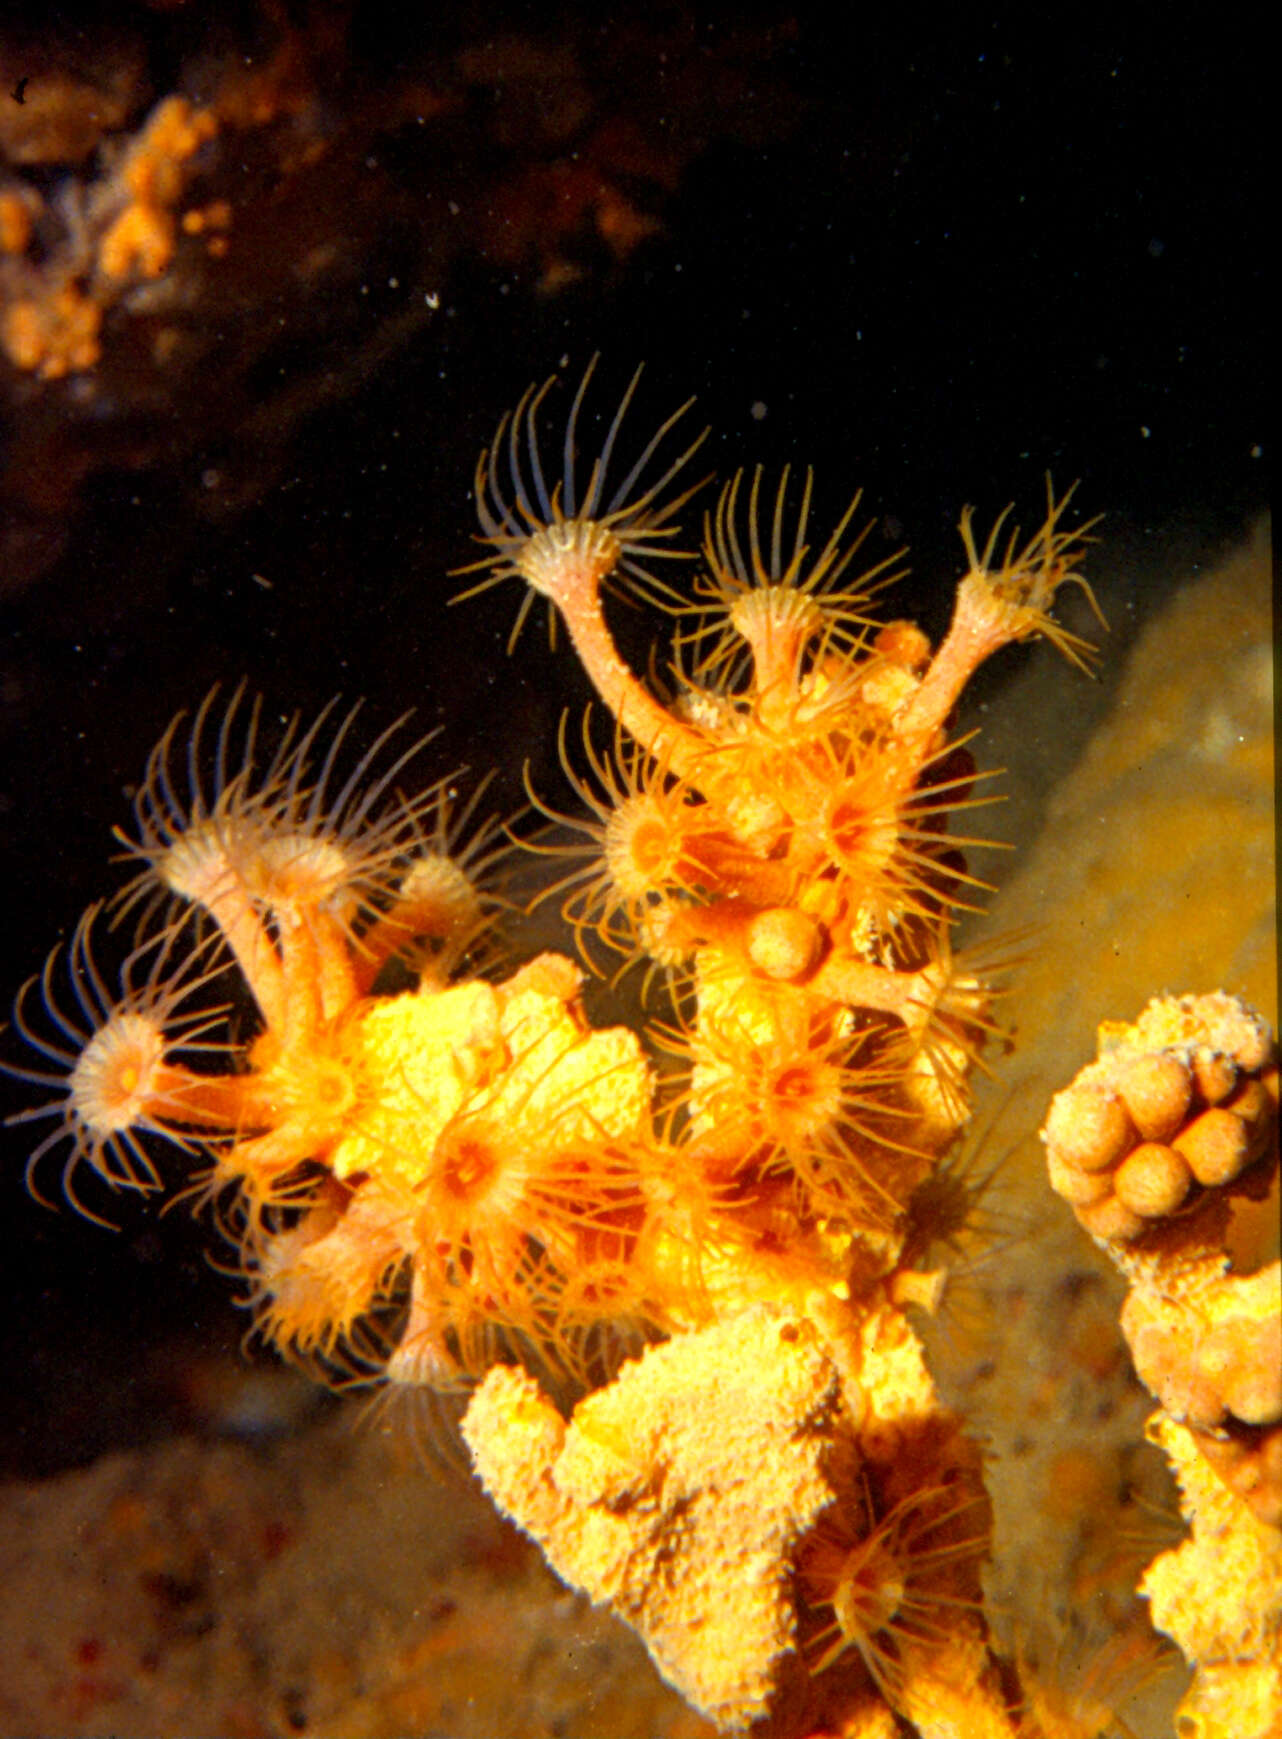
(464, 1295, 1017, 1736)
(1142, 1415, 1282, 1739)
(464, 1307, 841, 1730)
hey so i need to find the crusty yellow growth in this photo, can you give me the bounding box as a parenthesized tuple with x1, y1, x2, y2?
(464, 1302, 1014, 1737)
(250, 951, 660, 1387)
(464, 1306, 840, 1730)
(1142, 1415, 1281, 1739)
(1043, 992, 1281, 1739)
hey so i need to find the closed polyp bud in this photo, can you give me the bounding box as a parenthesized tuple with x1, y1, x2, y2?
(1191, 1050, 1238, 1106)
(1116, 1053, 1192, 1143)
(1046, 1149, 1113, 1206)
(1043, 1082, 1134, 1172)
(1113, 1142, 1194, 1218)
(1076, 1192, 1146, 1244)
(1229, 1017, 1273, 1074)
(746, 907, 823, 981)
(1173, 1107, 1250, 1187)
(1222, 1077, 1275, 1160)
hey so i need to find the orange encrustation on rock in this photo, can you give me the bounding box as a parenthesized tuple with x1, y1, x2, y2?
(1043, 991, 1280, 1739)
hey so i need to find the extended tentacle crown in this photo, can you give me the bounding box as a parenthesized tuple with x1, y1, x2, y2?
(7, 361, 1115, 1732)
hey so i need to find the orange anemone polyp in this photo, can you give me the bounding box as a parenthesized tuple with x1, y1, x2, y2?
(605, 793, 687, 904)
(247, 833, 357, 911)
(71, 1010, 170, 1136)
(824, 789, 900, 880)
(518, 520, 623, 602)
(395, 853, 484, 936)
(439, 1130, 499, 1203)
(831, 1532, 906, 1658)
(252, 1187, 403, 1360)
(309, 1057, 358, 1118)
(761, 1056, 846, 1148)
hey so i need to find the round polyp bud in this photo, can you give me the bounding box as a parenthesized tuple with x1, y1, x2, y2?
(1230, 1016, 1273, 1075)
(746, 906, 823, 981)
(1192, 1050, 1238, 1106)
(1075, 1192, 1146, 1244)
(1222, 1078, 1275, 1160)
(1116, 1053, 1193, 1143)
(1173, 1107, 1251, 1187)
(1046, 1149, 1113, 1207)
(872, 619, 931, 672)
(1113, 1142, 1194, 1218)
(1043, 1083, 1134, 1172)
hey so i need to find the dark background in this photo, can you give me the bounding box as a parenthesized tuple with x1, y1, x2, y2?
(0, 4, 1268, 1474)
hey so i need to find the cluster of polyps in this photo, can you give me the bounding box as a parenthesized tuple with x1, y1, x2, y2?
(1041, 992, 1280, 1739)
(7, 362, 1100, 1415)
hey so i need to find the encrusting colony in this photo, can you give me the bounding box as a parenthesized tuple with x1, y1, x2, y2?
(1043, 992, 1281, 1739)
(8, 362, 1276, 1737)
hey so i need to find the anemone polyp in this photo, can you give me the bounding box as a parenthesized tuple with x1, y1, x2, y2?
(116, 685, 442, 945)
(603, 790, 690, 905)
(6, 906, 231, 1222)
(514, 517, 625, 604)
(679, 465, 905, 695)
(801, 1478, 991, 1698)
(246, 832, 361, 913)
(456, 354, 710, 650)
(521, 709, 709, 972)
(70, 1009, 171, 1139)
(247, 1183, 399, 1366)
